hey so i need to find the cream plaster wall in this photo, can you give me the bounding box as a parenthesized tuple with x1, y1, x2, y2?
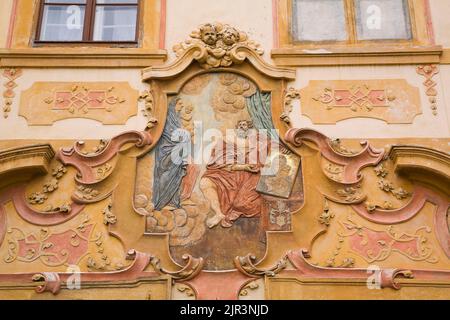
(289, 65, 450, 138)
(165, 0, 274, 61)
(0, 69, 148, 140)
(429, 0, 450, 48)
(438, 64, 450, 130)
(2, 64, 448, 140)
(0, 0, 13, 47)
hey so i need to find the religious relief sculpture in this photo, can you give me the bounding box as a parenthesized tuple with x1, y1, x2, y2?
(136, 72, 303, 270)
(173, 22, 264, 69)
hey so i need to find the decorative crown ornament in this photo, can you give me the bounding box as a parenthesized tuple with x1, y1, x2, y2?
(173, 22, 264, 69)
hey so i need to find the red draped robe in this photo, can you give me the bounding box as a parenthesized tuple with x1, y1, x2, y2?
(202, 131, 270, 227)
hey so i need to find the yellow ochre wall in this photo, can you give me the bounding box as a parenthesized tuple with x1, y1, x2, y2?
(0, 0, 448, 300)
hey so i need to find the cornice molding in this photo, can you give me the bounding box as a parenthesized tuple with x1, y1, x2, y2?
(388, 145, 450, 193)
(0, 250, 162, 294)
(278, 249, 450, 289)
(0, 144, 54, 164)
(0, 49, 167, 68)
(0, 144, 55, 187)
(143, 46, 296, 81)
(271, 46, 443, 66)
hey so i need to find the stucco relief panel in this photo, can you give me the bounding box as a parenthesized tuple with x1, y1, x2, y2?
(2, 68, 22, 119)
(19, 82, 139, 125)
(300, 79, 422, 124)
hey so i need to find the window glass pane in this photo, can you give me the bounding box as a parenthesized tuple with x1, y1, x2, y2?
(355, 0, 412, 40)
(93, 6, 137, 41)
(45, 0, 86, 3)
(96, 0, 138, 3)
(292, 0, 347, 42)
(40, 5, 85, 41)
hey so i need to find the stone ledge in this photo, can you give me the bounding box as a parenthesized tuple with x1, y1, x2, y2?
(271, 46, 443, 66)
(0, 144, 55, 187)
(0, 49, 167, 68)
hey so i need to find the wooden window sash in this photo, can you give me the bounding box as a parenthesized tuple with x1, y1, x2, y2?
(345, 0, 357, 44)
(36, 0, 140, 43)
(84, 0, 95, 41)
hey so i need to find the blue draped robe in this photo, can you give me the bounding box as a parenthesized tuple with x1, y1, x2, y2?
(152, 99, 190, 210)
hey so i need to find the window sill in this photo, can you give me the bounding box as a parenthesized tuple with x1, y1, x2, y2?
(0, 48, 167, 68)
(33, 41, 139, 47)
(271, 45, 443, 66)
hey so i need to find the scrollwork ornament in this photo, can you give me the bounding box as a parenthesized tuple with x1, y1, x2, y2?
(281, 87, 300, 125)
(2, 68, 22, 118)
(318, 200, 335, 226)
(373, 161, 411, 201)
(239, 281, 259, 296)
(27, 163, 68, 205)
(139, 90, 158, 129)
(177, 284, 195, 297)
(102, 200, 117, 225)
(234, 253, 287, 277)
(129, 250, 203, 281)
(32, 272, 61, 294)
(417, 64, 439, 115)
(330, 139, 357, 156)
(336, 185, 363, 203)
(3, 215, 95, 267)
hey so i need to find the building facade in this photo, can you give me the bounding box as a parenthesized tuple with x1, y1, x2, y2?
(0, 0, 448, 299)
